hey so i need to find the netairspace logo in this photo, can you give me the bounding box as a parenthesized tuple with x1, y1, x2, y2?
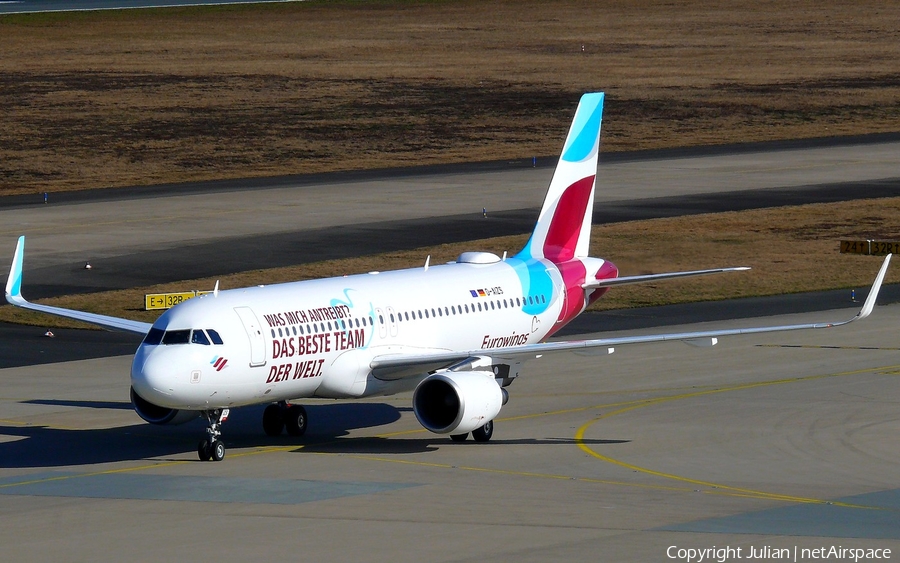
(667, 545, 892, 563)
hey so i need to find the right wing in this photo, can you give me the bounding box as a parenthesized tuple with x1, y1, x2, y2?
(371, 254, 892, 380)
(5, 236, 152, 334)
(583, 267, 750, 289)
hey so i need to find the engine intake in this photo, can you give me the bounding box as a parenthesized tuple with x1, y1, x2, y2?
(130, 387, 200, 425)
(413, 371, 502, 434)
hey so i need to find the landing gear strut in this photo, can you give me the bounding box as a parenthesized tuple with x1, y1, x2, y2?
(198, 408, 229, 461)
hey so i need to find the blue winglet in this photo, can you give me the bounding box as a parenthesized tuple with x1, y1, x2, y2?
(3, 234, 152, 333)
(5, 236, 25, 302)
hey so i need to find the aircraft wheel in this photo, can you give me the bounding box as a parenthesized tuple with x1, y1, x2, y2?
(211, 440, 226, 462)
(262, 404, 285, 436)
(198, 439, 212, 461)
(450, 433, 468, 442)
(285, 404, 308, 437)
(472, 420, 493, 443)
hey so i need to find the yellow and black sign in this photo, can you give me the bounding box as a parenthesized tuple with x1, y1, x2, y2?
(145, 291, 198, 311)
(840, 240, 900, 256)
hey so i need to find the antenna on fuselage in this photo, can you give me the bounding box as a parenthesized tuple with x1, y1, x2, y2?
(424, 255, 431, 272)
(213, 280, 219, 297)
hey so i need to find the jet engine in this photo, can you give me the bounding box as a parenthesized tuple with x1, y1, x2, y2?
(413, 371, 503, 434)
(130, 387, 200, 425)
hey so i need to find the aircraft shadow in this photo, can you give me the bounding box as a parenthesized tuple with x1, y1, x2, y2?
(23, 399, 134, 410)
(0, 402, 401, 468)
(297, 437, 631, 455)
(0, 401, 631, 468)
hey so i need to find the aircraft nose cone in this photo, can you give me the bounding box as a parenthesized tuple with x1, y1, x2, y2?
(131, 345, 176, 404)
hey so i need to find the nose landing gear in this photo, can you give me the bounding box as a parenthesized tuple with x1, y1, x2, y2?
(198, 408, 229, 461)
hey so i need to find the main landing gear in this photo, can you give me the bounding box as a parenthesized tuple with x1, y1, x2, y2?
(198, 408, 230, 461)
(450, 420, 494, 443)
(262, 402, 308, 437)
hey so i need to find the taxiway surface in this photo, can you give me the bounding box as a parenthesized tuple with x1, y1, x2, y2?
(2, 136, 899, 298)
(1, 137, 900, 560)
(1, 305, 899, 561)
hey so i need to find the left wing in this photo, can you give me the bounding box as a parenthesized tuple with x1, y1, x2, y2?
(5, 236, 152, 334)
(371, 254, 891, 381)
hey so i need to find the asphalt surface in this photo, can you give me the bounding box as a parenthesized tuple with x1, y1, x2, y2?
(2, 306, 899, 561)
(3, 135, 900, 561)
(4, 133, 900, 299)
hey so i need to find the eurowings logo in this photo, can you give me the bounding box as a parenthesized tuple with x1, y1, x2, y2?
(210, 356, 228, 371)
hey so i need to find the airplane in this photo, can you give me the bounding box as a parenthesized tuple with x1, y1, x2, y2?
(5, 92, 892, 461)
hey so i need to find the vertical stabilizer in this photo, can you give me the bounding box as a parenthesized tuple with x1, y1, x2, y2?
(518, 92, 603, 262)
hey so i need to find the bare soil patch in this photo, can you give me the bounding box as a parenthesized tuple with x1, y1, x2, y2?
(1, 0, 899, 195)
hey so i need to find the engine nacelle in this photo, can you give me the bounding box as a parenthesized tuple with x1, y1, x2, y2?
(413, 371, 503, 434)
(130, 387, 200, 425)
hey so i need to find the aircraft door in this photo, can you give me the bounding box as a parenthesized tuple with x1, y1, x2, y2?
(234, 306, 267, 367)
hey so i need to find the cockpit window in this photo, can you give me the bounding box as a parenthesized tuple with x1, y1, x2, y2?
(191, 330, 210, 345)
(143, 327, 164, 345)
(162, 329, 191, 345)
(207, 329, 224, 345)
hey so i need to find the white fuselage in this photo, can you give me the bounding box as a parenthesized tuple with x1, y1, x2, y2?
(130, 254, 580, 410)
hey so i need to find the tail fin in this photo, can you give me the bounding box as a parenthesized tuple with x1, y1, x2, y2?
(518, 92, 603, 262)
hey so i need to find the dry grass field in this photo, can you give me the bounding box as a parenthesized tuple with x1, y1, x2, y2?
(4, 196, 900, 328)
(1, 0, 899, 195)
